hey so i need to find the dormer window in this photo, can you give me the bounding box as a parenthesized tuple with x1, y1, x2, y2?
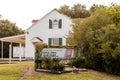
(53, 19, 58, 29)
(49, 19, 62, 29)
(53, 19, 58, 25)
(53, 19, 57, 23)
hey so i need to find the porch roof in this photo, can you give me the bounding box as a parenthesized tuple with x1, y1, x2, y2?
(0, 34, 25, 43)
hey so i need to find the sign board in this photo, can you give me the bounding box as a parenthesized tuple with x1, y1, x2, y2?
(41, 48, 74, 59)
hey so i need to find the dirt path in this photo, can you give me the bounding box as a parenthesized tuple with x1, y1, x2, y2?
(19, 66, 33, 80)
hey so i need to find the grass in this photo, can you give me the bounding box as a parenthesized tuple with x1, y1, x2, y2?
(0, 61, 120, 80)
(0, 61, 33, 80)
(25, 71, 120, 80)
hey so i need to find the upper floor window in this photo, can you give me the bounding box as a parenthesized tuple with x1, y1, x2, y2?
(49, 19, 62, 29)
(53, 19, 58, 29)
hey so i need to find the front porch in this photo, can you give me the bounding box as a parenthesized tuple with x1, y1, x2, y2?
(0, 34, 25, 64)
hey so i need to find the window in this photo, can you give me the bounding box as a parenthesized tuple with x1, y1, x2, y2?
(53, 19, 58, 29)
(49, 19, 62, 29)
(48, 38, 62, 46)
(52, 38, 59, 45)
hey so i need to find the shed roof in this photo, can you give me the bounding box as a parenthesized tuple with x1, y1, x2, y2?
(0, 34, 25, 43)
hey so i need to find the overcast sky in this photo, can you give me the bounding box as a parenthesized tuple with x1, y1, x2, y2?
(0, 0, 119, 30)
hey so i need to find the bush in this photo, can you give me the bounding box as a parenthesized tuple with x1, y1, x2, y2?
(41, 57, 51, 69)
(71, 56, 85, 68)
(51, 62, 65, 72)
(50, 58, 65, 72)
(58, 63, 65, 71)
(41, 57, 65, 72)
(34, 43, 47, 70)
(52, 58, 60, 63)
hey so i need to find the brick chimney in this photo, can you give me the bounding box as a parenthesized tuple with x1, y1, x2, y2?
(32, 20, 39, 24)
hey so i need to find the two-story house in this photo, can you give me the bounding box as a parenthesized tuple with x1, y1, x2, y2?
(25, 9, 72, 59)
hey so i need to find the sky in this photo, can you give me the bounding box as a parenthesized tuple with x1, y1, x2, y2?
(0, 0, 120, 30)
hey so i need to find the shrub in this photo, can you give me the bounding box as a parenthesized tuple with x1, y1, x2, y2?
(52, 58, 60, 63)
(50, 58, 65, 72)
(51, 62, 65, 72)
(57, 63, 65, 71)
(35, 43, 47, 59)
(71, 56, 85, 68)
(34, 43, 47, 69)
(41, 57, 65, 72)
(41, 57, 51, 69)
(40, 57, 65, 72)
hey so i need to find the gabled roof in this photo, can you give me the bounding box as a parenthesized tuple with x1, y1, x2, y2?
(31, 37, 43, 43)
(26, 9, 71, 31)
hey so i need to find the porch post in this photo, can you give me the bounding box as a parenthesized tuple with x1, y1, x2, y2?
(23, 46, 25, 58)
(9, 43, 12, 64)
(1, 40, 3, 59)
(19, 43, 22, 62)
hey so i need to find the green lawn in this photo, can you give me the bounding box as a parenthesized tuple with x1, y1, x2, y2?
(26, 70, 120, 80)
(0, 61, 120, 80)
(0, 61, 33, 80)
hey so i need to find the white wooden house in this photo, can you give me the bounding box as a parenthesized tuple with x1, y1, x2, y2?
(25, 9, 72, 59)
(0, 9, 72, 60)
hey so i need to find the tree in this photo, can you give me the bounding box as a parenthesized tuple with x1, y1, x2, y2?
(59, 5, 71, 17)
(71, 3, 90, 18)
(0, 19, 24, 38)
(107, 3, 120, 25)
(58, 3, 90, 18)
(67, 4, 120, 74)
(68, 7, 111, 47)
(90, 4, 107, 14)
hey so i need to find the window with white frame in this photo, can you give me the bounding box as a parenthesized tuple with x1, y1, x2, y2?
(49, 19, 62, 29)
(53, 19, 58, 29)
(52, 38, 59, 45)
(48, 38, 62, 46)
